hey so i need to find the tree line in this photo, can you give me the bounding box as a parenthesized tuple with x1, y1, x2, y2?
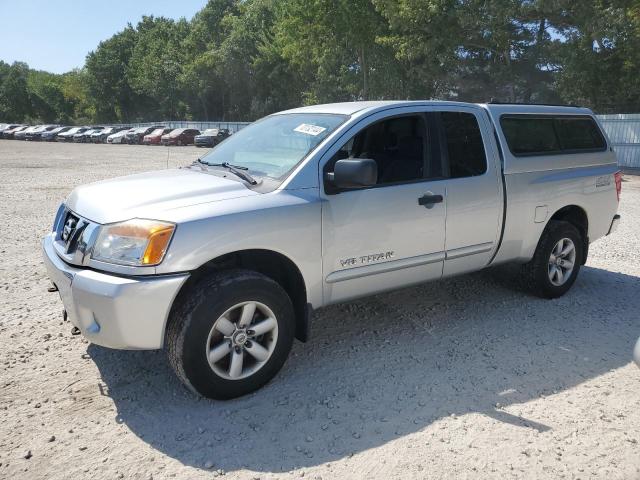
(1, 0, 640, 125)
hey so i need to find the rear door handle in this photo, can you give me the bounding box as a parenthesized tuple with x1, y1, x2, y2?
(418, 194, 443, 207)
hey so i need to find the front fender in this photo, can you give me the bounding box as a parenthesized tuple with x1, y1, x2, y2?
(156, 189, 324, 308)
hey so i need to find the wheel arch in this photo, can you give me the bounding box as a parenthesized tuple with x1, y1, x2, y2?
(170, 249, 310, 343)
(546, 205, 589, 264)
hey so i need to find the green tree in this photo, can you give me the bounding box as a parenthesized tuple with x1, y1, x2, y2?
(4, 0, 640, 123)
(85, 25, 140, 122)
(180, 0, 239, 120)
(0, 62, 32, 122)
(553, 0, 640, 112)
(127, 16, 190, 120)
(273, 0, 403, 103)
(60, 69, 93, 124)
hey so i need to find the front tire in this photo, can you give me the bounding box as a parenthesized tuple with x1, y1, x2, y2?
(166, 270, 295, 399)
(522, 220, 583, 299)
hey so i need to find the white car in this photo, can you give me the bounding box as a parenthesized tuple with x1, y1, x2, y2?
(107, 128, 135, 144)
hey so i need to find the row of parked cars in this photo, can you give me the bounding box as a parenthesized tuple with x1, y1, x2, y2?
(0, 123, 231, 147)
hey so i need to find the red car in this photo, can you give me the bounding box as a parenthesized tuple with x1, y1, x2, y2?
(143, 128, 172, 145)
(160, 128, 200, 146)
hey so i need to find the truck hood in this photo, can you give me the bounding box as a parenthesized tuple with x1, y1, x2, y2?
(66, 168, 259, 224)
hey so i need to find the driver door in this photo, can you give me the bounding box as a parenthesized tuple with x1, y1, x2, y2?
(320, 111, 446, 304)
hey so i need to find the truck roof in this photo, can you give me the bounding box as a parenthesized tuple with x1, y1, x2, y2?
(278, 100, 594, 117)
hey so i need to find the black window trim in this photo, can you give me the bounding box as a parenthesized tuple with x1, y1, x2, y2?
(499, 113, 608, 158)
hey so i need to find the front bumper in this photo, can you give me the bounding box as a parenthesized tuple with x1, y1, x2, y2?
(42, 234, 189, 350)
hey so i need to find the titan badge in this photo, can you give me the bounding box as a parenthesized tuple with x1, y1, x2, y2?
(340, 251, 394, 268)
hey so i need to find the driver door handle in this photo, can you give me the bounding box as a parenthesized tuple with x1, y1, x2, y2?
(418, 194, 443, 207)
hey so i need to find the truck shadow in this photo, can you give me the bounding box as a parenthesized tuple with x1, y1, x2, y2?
(88, 264, 639, 474)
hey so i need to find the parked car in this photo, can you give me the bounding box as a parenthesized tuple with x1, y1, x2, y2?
(91, 127, 125, 143)
(25, 125, 59, 141)
(15, 125, 42, 140)
(41, 126, 72, 141)
(107, 128, 136, 144)
(0, 123, 21, 133)
(42, 101, 621, 400)
(57, 127, 88, 142)
(143, 127, 172, 145)
(73, 128, 103, 143)
(126, 126, 161, 145)
(161, 128, 200, 146)
(194, 128, 230, 148)
(2, 125, 28, 139)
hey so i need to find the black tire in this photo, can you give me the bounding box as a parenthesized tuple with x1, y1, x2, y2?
(522, 220, 583, 299)
(166, 269, 295, 399)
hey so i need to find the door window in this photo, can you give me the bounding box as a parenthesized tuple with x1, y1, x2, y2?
(439, 112, 487, 178)
(328, 115, 431, 186)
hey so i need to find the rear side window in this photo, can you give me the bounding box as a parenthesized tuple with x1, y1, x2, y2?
(439, 112, 487, 178)
(555, 117, 606, 151)
(500, 115, 606, 156)
(501, 117, 559, 155)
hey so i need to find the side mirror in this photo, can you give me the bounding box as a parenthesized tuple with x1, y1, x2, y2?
(327, 158, 378, 189)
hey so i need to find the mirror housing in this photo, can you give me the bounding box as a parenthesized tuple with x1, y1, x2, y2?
(327, 158, 377, 189)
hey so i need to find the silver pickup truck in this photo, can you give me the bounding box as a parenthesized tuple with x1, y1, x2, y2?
(42, 101, 622, 399)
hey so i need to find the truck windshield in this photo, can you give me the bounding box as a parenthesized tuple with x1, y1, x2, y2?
(200, 113, 347, 179)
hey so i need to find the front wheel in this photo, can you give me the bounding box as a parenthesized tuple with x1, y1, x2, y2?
(522, 220, 583, 299)
(166, 270, 295, 399)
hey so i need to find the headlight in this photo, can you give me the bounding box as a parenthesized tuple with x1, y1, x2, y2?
(92, 219, 175, 266)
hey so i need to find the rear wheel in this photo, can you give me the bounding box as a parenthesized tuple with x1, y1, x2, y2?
(522, 220, 583, 298)
(166, 270, 295, 399)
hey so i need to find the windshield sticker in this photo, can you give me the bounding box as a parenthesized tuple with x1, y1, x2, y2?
(294, 124, 327, 136)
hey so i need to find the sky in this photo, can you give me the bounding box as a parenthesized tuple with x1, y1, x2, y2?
(0, 0, 206, 74)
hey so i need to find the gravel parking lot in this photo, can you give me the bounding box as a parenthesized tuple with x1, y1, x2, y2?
(1, 140, 639, 480)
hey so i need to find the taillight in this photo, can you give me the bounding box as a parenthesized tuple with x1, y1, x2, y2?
(614, 171, 622, 203)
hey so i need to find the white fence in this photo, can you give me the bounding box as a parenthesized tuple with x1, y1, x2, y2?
(597, 114, 640, 170)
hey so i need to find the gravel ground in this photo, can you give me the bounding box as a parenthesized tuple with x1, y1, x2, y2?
(0, 140, 639, 480)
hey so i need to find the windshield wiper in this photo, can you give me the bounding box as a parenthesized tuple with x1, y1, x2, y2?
(196, 159, 258, 185)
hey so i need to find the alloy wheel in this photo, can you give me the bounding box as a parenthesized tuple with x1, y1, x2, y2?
(548, 237, 576, 286)
(205, 301, 278, 380)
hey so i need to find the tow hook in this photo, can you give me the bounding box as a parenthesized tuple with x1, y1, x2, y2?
(48, 284, 58, 293)
(71, 326, 81, 336)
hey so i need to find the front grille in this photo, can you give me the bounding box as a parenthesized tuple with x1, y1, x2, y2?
(60, 211, 80, 246)
(53, 208, 100, 266)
